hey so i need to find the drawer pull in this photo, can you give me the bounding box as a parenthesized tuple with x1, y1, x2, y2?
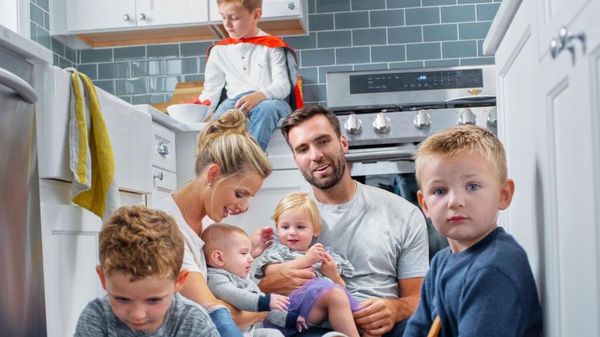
(154, 172, 164, 181)
(156, 141, 169, 156)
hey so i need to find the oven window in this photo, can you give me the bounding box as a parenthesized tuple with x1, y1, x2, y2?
(354, 173, 449, 260)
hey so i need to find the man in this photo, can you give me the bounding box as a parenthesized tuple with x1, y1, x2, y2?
(258, 105, 429, 336)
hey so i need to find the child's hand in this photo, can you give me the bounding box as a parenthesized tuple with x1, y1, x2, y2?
(250, 226, 274, 258)
(296, 316, 308, 332)
(269, 293, 290, 311)
(305, 243, 325, 265)
(319, 253, 339, 279)
(235, 92, 267, 115)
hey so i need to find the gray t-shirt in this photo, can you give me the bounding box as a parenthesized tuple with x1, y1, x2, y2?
(311, 182, 429, 301)
(74, 293, 219, 337)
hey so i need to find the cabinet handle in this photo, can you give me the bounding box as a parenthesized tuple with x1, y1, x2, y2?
(156, 141, 169, 156)
(550, 26, 586, 64)
(139, 13, 146, 21)
(288, 2, 296, 10)
(123, 14, 131, 22)
(154, 172, 164, 181)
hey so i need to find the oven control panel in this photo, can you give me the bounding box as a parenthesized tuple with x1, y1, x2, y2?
(349, 69, 484, 94)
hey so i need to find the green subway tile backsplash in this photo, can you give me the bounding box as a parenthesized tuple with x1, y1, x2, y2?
(30, 0, 501, 106)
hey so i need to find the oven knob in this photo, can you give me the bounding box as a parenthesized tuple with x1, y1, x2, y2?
(344, 114, 363, 134)
(413, 110, 431, 129)
(487, 107, 497, 126)
(373, 113, 391, 133)
(459, 108, 477, 125)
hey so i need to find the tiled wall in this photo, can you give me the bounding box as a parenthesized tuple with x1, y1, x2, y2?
(29, 0, 77, 68)
(32, 0, 501, 106)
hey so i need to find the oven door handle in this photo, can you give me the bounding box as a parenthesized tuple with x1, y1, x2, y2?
(345, 146, 416, 162)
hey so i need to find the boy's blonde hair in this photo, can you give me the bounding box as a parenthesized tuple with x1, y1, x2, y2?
(201, 223, 248, 257)
(271, 192, 322, 233)
(196, 109, 272, 186)
(217, 0, 262, 11)
(99, 205, 184, 282)
(415, 125, 508, 187)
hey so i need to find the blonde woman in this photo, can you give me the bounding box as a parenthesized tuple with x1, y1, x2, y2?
(156, 109, 274, 336)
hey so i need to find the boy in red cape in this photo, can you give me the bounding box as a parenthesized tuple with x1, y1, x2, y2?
(199, 0, 303, 151)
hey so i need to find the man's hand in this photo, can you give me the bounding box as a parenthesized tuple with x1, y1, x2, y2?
(269, 293, 290, 311)
(353, 298, 398, 336)
(235, 92, 267, 115)
(258, 268, 316, 296)
(250, 226, 274, 258)
(304, 243, 325, 265)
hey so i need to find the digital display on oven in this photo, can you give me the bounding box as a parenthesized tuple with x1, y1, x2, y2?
(349, 69, 484, 94)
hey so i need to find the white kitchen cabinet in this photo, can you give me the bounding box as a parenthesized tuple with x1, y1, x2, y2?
(147, 122, 178, 207)
(485, 0, 600, 335)
(209, 0, 304, 22)
(209, 0, 308, 36)
(65, 0, 209, 32)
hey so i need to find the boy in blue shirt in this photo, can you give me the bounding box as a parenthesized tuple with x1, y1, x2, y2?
(199, 0, 303, 151)
(405, 125, 543, 336)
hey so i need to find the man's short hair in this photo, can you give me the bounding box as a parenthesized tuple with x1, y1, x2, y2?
(99, 205, 184, 281)
(415, 125, 508, 187)
(281, 105, 342, 146)
(217, 0, 262, 11)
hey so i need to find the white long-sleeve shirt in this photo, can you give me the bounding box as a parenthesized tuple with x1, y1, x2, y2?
(200, 30, 291, 112)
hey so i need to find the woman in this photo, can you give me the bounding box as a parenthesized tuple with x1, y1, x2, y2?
(156, 109, 274, 335)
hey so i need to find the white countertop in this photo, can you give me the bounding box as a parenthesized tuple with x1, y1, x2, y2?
(482, 0, 523, 56)
(0, 24, 52, 64)
(135, 104, 207, 132)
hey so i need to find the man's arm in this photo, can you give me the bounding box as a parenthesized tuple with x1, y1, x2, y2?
(353, 277, 424, 336)
(258, 268, 316, 296)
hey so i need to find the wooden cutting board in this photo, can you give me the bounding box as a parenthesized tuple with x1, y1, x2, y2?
(150, 81, 204, 113)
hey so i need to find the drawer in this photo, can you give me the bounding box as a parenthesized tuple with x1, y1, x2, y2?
(152, 122, 176, 172)
(148, 167, 177, 207)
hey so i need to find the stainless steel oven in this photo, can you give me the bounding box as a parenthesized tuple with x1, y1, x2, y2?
(326, 65, 497, 258)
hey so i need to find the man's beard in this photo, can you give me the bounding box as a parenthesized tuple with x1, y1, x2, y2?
(300, 155, 346, 190)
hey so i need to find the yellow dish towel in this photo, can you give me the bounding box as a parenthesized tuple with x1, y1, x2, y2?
(66, 68, 120, 220)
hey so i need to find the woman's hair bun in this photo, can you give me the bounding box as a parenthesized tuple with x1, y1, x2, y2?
(210, 109, 248, 135)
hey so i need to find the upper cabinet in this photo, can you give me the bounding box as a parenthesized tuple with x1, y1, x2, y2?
(209, 0, 309, 40)
(66, 0, 209, 32)
(51, 0, 308, 48)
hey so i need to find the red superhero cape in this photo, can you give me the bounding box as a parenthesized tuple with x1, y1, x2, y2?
(208, 35, 304, 110)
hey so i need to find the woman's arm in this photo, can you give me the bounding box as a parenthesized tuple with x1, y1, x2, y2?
(180, 272, 266, 329)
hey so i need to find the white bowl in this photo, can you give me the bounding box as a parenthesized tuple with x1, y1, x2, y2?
(167, 104, 209, 124)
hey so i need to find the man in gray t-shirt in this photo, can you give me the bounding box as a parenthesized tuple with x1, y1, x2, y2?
(259, 106, 429, 337)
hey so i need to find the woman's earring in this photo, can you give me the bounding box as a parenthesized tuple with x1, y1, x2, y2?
(207, 182, 212, 187)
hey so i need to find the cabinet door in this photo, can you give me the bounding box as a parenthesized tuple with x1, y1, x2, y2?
(136, 0, 209, 27)
(209, 0, 303, 22)
(536, 0, 591, 58)
(147, 168, 177, 208)
(262, 0, 303, 19)
(493, 0, 542, 289)
(66, 0, 136, 31)
(536, 0, 600, 336)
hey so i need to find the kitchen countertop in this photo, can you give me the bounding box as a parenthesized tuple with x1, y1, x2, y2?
(135, 104, 207, 132)
(482, 0, 523, 56)
(0, 24, 52, 64)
